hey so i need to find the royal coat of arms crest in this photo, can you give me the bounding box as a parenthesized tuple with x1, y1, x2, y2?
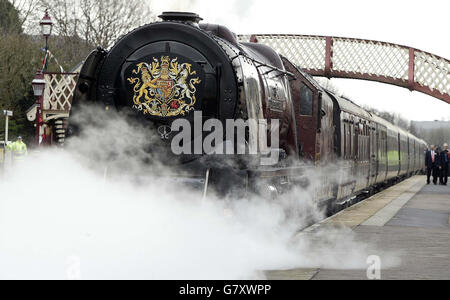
(127, 55, 202, 117)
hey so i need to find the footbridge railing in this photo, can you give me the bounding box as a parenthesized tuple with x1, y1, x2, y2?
(238, 34, 450, 104)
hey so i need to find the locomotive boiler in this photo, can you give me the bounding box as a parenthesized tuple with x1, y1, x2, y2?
(70, 12, 427, 213)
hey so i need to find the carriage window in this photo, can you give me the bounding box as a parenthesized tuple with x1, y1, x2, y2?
(299, 85, 313, 116)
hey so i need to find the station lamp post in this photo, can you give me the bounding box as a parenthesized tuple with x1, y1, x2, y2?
(32, 71, 45, 146)
(31, 10, 53, 146)
(39, 9, 53, 72)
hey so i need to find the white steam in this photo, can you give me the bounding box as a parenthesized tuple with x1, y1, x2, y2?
(0, 106, 398, 279)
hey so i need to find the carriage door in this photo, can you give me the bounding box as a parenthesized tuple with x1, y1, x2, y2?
(294, 82, 317, 161)
(281, 57, 319, 162)
(369, 122, 378, 186)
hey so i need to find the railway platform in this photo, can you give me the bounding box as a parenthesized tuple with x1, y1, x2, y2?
(266, 175, 450, 280)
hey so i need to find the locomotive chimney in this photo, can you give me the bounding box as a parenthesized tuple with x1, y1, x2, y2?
(159, 12, 203, 25)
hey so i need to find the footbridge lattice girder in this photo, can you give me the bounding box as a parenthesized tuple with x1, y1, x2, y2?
(238, 35, 450, 104)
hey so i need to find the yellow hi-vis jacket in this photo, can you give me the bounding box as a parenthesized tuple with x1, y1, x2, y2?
(8, 141, 28, 161)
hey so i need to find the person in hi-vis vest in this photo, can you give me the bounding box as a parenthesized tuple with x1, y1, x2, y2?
(7, 136, 28, 162)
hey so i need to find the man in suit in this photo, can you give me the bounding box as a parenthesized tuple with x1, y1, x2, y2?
(441, 143, 449, 185)
(425, 145, 438, 185)
(435, 147, 443, 184)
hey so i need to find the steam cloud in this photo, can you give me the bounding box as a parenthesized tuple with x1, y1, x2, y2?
(0, 106, 398, 279)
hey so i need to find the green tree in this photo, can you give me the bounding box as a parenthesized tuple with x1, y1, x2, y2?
(0, 33, 41, 145)
(0, 0, 22, 34)
(0, 1, 36, 144)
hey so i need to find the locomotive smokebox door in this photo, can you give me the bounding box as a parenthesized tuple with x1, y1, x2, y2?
(119, 41, 214, 154)
(75, 15, 239, 164)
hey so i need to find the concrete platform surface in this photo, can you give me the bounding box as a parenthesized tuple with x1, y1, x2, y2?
(266, 176, 450, 280)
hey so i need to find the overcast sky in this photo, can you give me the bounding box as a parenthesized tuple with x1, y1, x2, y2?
(150, 0, 449, 121)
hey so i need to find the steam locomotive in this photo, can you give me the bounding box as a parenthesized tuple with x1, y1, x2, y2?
(71, 12, 427, 212)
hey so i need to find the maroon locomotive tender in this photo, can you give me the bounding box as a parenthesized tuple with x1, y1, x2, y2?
(70, 12, 427, 214)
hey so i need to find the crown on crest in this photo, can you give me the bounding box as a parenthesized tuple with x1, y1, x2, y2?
(161, 56, 170, 67)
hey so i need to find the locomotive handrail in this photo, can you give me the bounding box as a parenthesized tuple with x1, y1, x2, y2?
(231, 51, 296, 79)
(238, 34, 450, 104)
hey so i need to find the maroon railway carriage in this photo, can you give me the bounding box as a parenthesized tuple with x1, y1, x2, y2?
(70, 12, 426, 213)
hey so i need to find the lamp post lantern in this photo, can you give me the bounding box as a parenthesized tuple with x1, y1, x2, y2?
(32, 71, 45, 97)
(40, 9, 53, 72)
